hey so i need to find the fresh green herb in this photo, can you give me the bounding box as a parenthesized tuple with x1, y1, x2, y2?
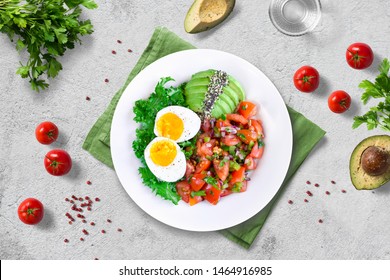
(228, 145, 236, 155)
(221, 114, 226, 120)
(248, 140, 255, 150)
(0, 0, 97, 91)
(132, 77, 187, 204)
(353, 58, 390, 131)
(229, 160, 241, 171)
(241, 105, 247, 110)
(258, 139, 265, 147)
(204, 136, 210, 143)
(219, 158, 228, 167)
(191, 190, 206, 197)
(204, 176, 218, 188)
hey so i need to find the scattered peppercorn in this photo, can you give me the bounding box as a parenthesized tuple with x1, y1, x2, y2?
(111, 50, 116, 55)
(325, 191, 330, 195)
(306, 191, 313, 197)
(288, 200, 293, 204)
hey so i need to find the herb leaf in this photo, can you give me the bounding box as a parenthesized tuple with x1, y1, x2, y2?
(353, 58, 390, 132)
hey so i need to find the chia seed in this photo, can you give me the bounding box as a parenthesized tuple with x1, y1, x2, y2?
(202, 70, 229, 119)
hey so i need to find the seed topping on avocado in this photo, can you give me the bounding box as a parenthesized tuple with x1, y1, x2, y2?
(202, 70, 229, 119)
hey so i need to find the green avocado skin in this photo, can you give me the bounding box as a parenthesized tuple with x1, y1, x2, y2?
(184, 69, 245, 118)
(350, 135, 390, 190)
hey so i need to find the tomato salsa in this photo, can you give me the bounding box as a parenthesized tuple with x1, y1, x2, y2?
(176, 101, 265, 206)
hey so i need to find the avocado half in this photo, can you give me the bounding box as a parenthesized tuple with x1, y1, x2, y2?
(184, 0, 235, 34)
(184, 69, 245, 118)
(350, 135, 390, 190)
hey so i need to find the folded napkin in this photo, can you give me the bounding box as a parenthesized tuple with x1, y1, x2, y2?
(83, 27, 326, 249)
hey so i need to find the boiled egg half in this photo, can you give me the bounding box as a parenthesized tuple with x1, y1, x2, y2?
(144, 137, 186, 182)
(154, 106, 201, 143)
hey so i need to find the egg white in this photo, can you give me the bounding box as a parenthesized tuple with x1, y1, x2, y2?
(154, 106, 201, 143)
(144, 137, 186, 182)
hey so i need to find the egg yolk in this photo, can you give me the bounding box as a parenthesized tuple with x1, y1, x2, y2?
(150, 140, 177, 166)
(156, 112, 184, 141)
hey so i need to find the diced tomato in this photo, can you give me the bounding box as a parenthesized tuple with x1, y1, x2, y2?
(197, 139, 215, 157)
(244, 155, 256, 170)
(230, 166, 245, 185)
(176, 181, 191, 203)
(195, 158, 211, 173)
(249, 119, 264, 138)
(237, 129, 258, 144)
(220, 189, 233, 197)
(190, 173, 206, 191)
(185, 160, 195, 179)
(238, 101, 257, 119)
(250, 141, 264, 159)
(226, 114, 248, 125)
(221, 134, 240, 146)
(201, 119, 212, 133)
(189, 195, 203, 206)
(204, 184, 222, 205)
(213, 159, 229, 181)
(216, 119, 231, 129)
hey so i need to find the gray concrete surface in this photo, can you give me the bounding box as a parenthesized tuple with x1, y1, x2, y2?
(1, 0, 390, 260)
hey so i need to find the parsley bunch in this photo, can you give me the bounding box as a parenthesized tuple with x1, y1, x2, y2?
(132, 77, 188, 205)
(0, 0, 97, 91)
(353, 58, 390, 131)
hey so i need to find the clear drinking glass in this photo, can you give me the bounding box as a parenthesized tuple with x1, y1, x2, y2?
(269, 0, 322, 36)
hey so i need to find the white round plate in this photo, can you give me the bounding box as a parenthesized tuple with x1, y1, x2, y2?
(111, 49, 292, 231)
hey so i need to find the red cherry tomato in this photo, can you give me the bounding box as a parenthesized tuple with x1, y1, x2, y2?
(237, 129, 258, 144)
(35, 121, 59, 145)
(346, 42, 374, 69)
(44, 149, 72, 176)
(226, 114, 248, 125)
(195, 158, 211, 173)
(18, 198, 44, 225)
(328, 90, 351, 113)
(221, 134, 241, 146)
(190, 173, 206, 192)
(293, 66, 320, 93)
(230, 166, 245, 185)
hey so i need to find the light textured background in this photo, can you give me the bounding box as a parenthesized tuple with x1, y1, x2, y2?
(1, 0, 390, 260)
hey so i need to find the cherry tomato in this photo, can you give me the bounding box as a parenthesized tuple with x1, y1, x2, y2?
(226, 114, 248, 125)
(230, 166, 245, 185)
(328, 90, 351, 113)
(195, 158, 211, 173)
(18, 198, 44, 225)
(250, 141, 264, 159)
(204, 184, 222, 205)
(221, 134, 241, 146)
(44, 149, 72, 176)
(196, 139, 215, 157)
(190, 173, 206, 191)
(237, 129, 258, 144)
(213, 159, 229, 181)
(176, 181, 191, 203)
(238, 101, 257, 119)
(346, 42, 374, 69)
(35, 121, 59, 145)
(293, 66, 320, 93)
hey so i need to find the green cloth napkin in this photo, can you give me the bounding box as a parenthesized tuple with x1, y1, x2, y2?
(83, 27, 326, 249)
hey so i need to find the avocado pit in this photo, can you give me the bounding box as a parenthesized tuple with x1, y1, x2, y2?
(361, 146, 390, 176)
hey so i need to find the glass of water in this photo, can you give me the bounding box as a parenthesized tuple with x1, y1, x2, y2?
(269, 0, 322, 36)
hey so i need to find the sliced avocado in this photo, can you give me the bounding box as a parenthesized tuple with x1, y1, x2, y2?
(212, 98, 231, 118)
(218, 92, 235, 112)
(228, 75, 246, 101)
(223, 85, 240, 106)
(184, 85, 208, 96)
(184, 0, 236, 34)
(350, 135, 390, 190)
(186, 77, 210, 88)
(191, 69, 215, 79)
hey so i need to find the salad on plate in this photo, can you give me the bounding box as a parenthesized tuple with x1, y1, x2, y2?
(132, 70, 265, 206)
